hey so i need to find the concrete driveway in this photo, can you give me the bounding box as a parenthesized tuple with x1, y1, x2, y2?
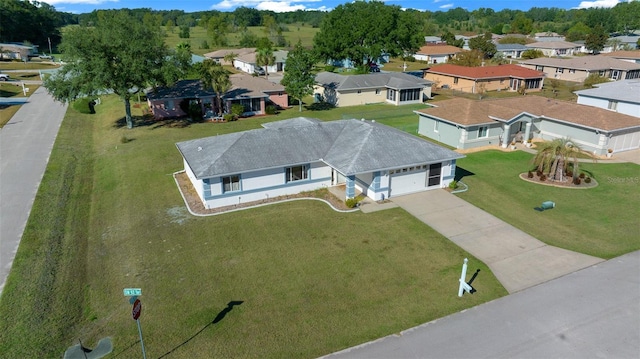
(0, 87, 67, 295)
(390, 190, 603, 293)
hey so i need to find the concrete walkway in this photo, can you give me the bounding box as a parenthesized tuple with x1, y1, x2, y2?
(0, 87, 67, 295)
(322, 250, 640, 359)
(390, 190, 603, 293)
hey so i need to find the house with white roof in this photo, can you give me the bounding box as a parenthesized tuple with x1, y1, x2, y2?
(176, 118, 463, 209)
(519, 56, 640, 82)
(575, 80, 640, 118)
(314, 72, 433, 107)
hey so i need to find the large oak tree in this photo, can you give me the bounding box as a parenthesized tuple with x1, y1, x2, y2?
(281, 42, 316, 112)
(44, 10, 173, 128)
(313, 1, 422, 68)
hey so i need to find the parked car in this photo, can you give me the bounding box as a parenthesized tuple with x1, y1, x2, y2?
(0, 74, 9, 81)
(39, 54, 53, 59)
(254, 66, 265, 76)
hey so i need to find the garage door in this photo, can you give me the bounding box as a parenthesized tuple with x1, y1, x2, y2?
(390, 169, 428, 197)
(609, 131, 640, 152)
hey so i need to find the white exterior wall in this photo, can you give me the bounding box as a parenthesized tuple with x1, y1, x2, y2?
(577, 95, 640, 118)
(201, 162, 332, 209)
(184, 161, 206, 202)
(233, 59, 255, 75)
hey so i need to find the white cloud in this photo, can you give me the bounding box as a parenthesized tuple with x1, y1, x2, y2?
(575, 0, 621, 9)
(210, 0, 322, 12)
(439, 3, 454, 9)
(41, 0, 118, 5)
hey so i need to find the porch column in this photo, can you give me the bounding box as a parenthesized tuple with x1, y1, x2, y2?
(346, 175, 356, 199)
(524, 122, 532, 142)
(502, 124, 511, 148)
(459, 128, 468, 149)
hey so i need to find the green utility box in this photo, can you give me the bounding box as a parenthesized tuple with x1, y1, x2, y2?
(541, 201, 555, 210)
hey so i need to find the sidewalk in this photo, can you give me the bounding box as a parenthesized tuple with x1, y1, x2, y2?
(390, 190, 603, 293)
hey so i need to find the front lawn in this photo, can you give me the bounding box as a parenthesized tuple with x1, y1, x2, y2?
(455, 150, 640, 259)
(0, 95, 507, 358)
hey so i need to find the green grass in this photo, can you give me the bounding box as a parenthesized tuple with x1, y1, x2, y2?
(0, 84, 41, 128)
(0, 61, 61, 71)
(455, 150, 640, 259)
(0, 95, 506, 358)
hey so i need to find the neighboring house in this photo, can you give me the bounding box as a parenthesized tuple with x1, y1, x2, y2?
(534, 32, 565, 42)
(204, 48, 255, 66)
(0, 43, 37, 60)
(603, 36, 640, 53)
(314, 71, 433, 107)
(416, 96, 640, 155)
(413, 44, 463, 64)
(176, 117, 463, 209)
(424, 64, 544, 94)
(234, 49, 288, 75)
(146, 73, 288, 119)
(424, 36, 445, 44)
(575, 79, 640, 118)
(519, 56, 640, 82)
(495, 43, 529, 59)
(525, 41, 581, 57)
(599, 50, 640, 64)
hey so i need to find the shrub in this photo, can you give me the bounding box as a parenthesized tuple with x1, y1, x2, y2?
(72, 98, 92, 114)
(230, 104, 244, 118)
(539, 174, 547, 181)
(345, 198, 358, 208)
(573, 177, 582, 185)
(536, 170, 543, 177)
(120, 135, 130, 144)
(527, 171, 534, 178)
(324, 65, 335, 72)
(265, 105, 277, 115)
(223, 113, 234, 122)
(200, 40, 209, 49)
(448, 180, 459, 190)
(566, 170, 573, 178)
(579, 172, 585, 179)
(585, 177, 592, 183)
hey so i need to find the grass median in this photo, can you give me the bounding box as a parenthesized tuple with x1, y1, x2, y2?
(0, 95, 507, 358)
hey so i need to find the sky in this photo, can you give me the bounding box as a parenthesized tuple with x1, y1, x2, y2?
(41, 0, 632, 14)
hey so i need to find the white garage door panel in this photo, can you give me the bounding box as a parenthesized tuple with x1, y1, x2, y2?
(611, 132, 640, 152)
(390, 171, 426, 196)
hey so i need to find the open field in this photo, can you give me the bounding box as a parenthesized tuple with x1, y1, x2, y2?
(455, 150, 640, 259)
(0, 61, 61, 71)
(0, 95, 506, 358)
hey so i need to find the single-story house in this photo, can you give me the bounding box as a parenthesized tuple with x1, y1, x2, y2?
(575, 79, 640, 118)
(424, 36, 446, 45)
(424, 64, 544, 94)
(234, 49, 288, 75)
(603, 36, 640, 53)
(519, 56, 640, 82)
(314, 71, 433, 107)
(176, 117, 464, 209)
(495, 43, 529, 59)
(413, 44, 463, 64)
(534, 32, 565, 42)
(146, 73, 288, 119)
(203, 48, 255, 66)
(600, 50, 640, 64)
(525, 41, 581, 57)
(416, 96, 640, 155)
(0, 43, 37, 60)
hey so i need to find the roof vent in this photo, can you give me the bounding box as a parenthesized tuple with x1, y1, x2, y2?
(197, 146, 202, 151)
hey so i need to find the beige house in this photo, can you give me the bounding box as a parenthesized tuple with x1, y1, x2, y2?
(413, 44, 463, 64)
(203, 48, 255, 65)
(314, 72, 433, 107)
(519, 56, 640, 82)
(525, 41, 581, 57)
(600, 50, 640, 64)
(424, 64, 544, 94)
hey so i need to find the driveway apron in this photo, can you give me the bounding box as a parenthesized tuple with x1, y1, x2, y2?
(391, 190, 603, 293)
(0, 87, 67, 295)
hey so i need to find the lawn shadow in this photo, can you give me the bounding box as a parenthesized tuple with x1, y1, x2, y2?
(113, 115, 198, 129)
(454, 166, 475, 181)
(157, 301, 244, 359)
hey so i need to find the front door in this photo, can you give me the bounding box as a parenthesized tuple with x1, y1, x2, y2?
(426, 163, 441, 187)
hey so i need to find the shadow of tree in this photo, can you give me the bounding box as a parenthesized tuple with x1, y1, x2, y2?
(157, 301, 244, 358)
(113, 114, 203, 129)
(455, 166, 475, 181)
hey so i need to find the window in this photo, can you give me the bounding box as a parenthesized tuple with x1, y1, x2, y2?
(387, 89, 396, 101)
(610, 70, 620, 80)
(453, 77, 459, 84)
(556, 68, 564, 73)
(164, 100, 174, 110)
(598, 70, 606, 76)
(286, 165, 308, 182)
(434, 120, 440, 132)
(222, 175, 240, 193)
(233, 98, 261, 113)
(427, 163, 442, 187)
(478, 126, 488, 138)
(569, 69, 575, 74)
(526, 78, 541, 89)
(608, 100, 618, 111)
(535, 65, 544, 71)
(357, 90, 362, 94)
(399, 89, 421, 102)
(375, 89, 381, 95)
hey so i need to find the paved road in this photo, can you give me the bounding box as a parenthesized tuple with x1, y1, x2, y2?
(321, 250, 640, 359)
(391, 190, 603, 293)
(0, 87, 67, 295)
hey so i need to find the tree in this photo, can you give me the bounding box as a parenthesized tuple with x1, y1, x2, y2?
(207, 14, 229, 47)
(199, 60, 231, 117)
(532, 138, 583, 182)
(239, 28, 258, 47)
(448, 50, 483, 67)
(441, 30, 465, 48)
(44, 11, 170, 129)
(281, 42, 316, 112)
(510, 14, 533, 35)
(469, 32, 496, 59)
(521, 49, 544, 59)
(179, 25, 190, 38)
(313, 1, 422, 68)
(255, 40, 275, 80)
(585, 25, 608, 54)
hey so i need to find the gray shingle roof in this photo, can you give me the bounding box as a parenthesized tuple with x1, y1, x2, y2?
(519, 56, 640, 71)
(146, 74, 284, 101)
(574, 79, 640, 104)
(315, 71, 432, 91)
(496, 44, 529, 51)
(176, 118, 462, 179)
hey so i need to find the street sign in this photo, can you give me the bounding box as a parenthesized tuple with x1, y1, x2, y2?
(132, 299, 142, 320)
(123, 288, 142, 296)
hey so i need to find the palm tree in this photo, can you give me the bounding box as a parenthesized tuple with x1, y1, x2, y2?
(199, 60, 231, 117)
(532, 138, 583, 182)
(255, 47, 275, 80)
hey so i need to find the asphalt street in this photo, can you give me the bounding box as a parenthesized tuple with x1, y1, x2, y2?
(0, 87, 67, 295)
